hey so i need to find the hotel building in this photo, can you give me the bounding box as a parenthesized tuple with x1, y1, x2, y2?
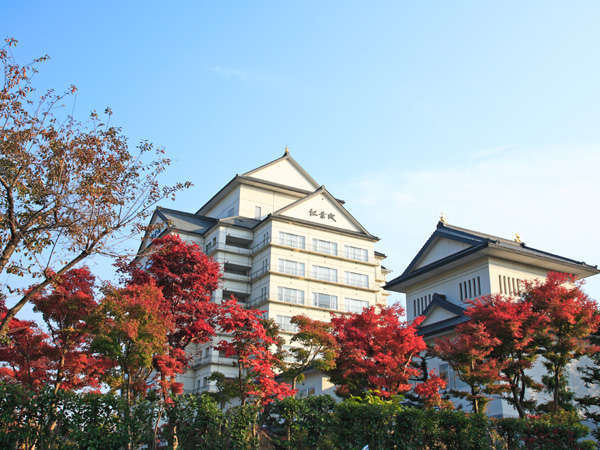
(139, 150, 390, 396)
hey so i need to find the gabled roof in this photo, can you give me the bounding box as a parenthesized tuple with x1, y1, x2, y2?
(386, 221, 599, 290)
(194, 152, 344, 216)
(272, 186, 375, 238)
(243, 149, 320, 191)
(417, 293, 468, 338)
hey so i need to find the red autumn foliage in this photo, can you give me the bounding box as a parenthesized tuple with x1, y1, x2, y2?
(30, 267, 111, 392)
(328, 305, 428, 399)
(0, 268, 111, 392)
(434, 321, 502, 414)
(523, 272, 600, 412)
(414, 371, 448, 409)
(215, 298, 295, 406)
(0, 299, 52, 389)
(123, 234, 221, 399)
(464, 294, 545, 417)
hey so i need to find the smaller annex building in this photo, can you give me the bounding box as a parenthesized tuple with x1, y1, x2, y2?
(385, 220, 599, 417)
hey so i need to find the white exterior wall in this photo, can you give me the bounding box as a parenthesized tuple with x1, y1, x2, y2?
(406, 260, 490, 321)
(205, 188, 241, 218)
(238, 184, 300, 219)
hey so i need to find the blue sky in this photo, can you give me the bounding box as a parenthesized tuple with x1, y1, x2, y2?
(3, 1, 600, 315)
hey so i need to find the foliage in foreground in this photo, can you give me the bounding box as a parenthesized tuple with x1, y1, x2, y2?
(0, 384, 595, 450)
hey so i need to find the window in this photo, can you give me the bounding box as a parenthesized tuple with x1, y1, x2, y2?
(345, 271, 369, 288)
(313, 238, 337, 256)
(345, 298, 368, 313)
(279, 231, 305, 249)
(313, 292, 337, 309)
(255, 206, 262, 219)
(276, 315, 298, 333)
(312, 265, 337, 282)
(278, 287, 304, 305)
(278, 259, 305, 276)
(345, 245, 368, 262)
(499, 275, 523, 296)
(459, 276, 481, 301)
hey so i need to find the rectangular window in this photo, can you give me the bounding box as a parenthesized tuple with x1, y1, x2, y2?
(279, 231, 305, 249)
(413, 299, 418, 316)
(459, 283, 463, 300)
(277, 287, 304, 305)
(312, 265, 337, 282)
(468, 279, 472, 298)
(345, 298, 369, 313)
(278, 259, 305, 277)
(276, 315, 298, 333)
(255, 206, 262, 219)
(344, 245, 368, 262)
(477, 276, 481, 296)
(313, 238, 338, 256)
(345, 271, 369, 288)
(499, 275, 503, 293)
(313, 292, 338, 310)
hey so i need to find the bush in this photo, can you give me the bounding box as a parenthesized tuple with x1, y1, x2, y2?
(262, 395, 336, 449)
(165, 394, 224, 449)
(495, 416, 593, 450)
(0, 384, 595, 449)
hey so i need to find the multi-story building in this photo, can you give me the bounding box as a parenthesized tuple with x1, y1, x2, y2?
(139, 149, 390, 396)
(385, 219, 599, 417)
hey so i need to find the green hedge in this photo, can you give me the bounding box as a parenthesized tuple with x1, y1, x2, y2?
(0, 384, 595, 449)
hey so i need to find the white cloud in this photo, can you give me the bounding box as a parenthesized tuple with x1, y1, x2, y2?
(342, 144, 600, 309)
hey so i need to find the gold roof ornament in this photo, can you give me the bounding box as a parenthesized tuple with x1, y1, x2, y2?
(284, 145, 289, 156)
(514, 233, 522, 243)
(439, 212, 447, 225)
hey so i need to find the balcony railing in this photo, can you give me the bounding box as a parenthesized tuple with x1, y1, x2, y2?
(250, 236, 378, 263)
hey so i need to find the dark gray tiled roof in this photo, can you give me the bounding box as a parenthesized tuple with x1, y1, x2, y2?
(156, 207, 216, 234)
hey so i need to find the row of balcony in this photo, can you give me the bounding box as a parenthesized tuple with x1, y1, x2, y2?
(206, 234, 378, 264)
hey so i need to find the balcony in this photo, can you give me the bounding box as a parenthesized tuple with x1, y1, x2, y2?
(251, 236, 378, 264)
(249, 263, 380, 292)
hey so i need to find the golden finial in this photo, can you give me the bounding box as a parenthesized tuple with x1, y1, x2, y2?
(514, 233, 522, 243)
(284, 145, 289, 156)
(439, 212, 447, 225)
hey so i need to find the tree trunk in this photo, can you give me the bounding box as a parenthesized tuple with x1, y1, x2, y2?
(553, 366, 561, 413)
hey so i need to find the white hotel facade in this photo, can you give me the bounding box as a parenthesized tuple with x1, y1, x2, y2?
(140, 150, 390, 395)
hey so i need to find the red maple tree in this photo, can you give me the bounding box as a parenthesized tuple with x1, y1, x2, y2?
(523, 272, 600, 413)
(215, 298, 295, 406)
(123, 234, 221, 399)
(464, 294, 545, 417)
(31, 267, 110, 393)
(328, 305, 429, 399)
(0, 299, 52, 389)
(434, 321, 502, 414)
